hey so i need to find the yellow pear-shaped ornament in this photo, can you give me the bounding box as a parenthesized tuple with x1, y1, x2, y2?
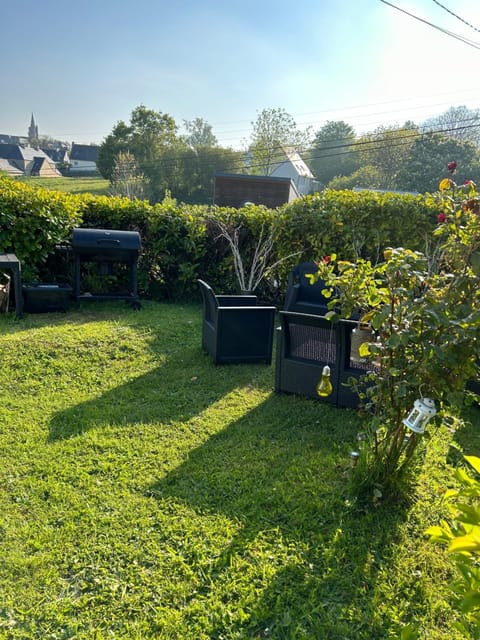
(317, 365, 333, 398)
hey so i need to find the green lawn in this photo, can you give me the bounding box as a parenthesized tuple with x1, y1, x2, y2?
(16, 175, 110, 196)
(0, 302, 478, 639)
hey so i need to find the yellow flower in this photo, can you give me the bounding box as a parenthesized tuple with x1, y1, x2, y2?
(439, 178, 453, 192)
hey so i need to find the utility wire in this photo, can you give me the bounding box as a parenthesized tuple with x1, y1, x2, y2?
(41, 90, 480, 145)
(379, 0, 480, 50)
(107, 119, 480, 176)
(431, 0, 480, 35)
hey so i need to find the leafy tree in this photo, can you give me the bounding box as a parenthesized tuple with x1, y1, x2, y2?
(97, 105, 177, 181)
(309, 120, 358, 186)
(145, 143, 244, 204)
(249, 107, 312, 175)
(98, 106, 243, 203)
(184, 145, 244, 203)
(396, 133, 480, 193)
(356, 123, 418, 190)
(182, 118, 217, 148)
(97, 120, 133, 181)
(328, 165, 383, 191)
(422, 105, 480, 146)
(129, 105, 177, 162)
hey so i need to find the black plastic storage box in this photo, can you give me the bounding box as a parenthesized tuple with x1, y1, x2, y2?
(22, 284, 73, 313)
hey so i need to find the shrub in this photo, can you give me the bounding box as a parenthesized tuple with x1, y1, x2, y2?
(310, 166, 480, 504)
(426, 455, 480, 638)
(0, 177, 440, 299)
(0, 177, 83, 280)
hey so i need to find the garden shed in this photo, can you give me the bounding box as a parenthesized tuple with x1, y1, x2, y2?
(214, 172, 300, 208)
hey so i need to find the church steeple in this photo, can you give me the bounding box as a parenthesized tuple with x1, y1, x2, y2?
(28, 113, 39, 147)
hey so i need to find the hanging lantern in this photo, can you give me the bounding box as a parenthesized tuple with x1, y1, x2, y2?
(350, 324, 374, 364)
(402, 397, 437, 434)
(317, 365, 333, 397)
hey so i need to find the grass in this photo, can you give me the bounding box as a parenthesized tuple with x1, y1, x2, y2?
(16, 175, 110, 196)
(0, 301, 478, 639)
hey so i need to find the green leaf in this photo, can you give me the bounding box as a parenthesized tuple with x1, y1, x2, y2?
(465, 456, 480, 475)
(426, 525, 449, 538)
(386, 333, 402, 348)
(400, 624, 419, 640)
(459, 591, 480, 614)
(449, 533, 480, 553)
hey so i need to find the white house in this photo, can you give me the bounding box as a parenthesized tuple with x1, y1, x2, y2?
(270, 147, 319, 196)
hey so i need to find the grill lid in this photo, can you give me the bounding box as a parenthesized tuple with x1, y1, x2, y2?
(73, 228, 141, 251)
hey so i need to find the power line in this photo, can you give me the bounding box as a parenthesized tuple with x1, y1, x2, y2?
(379, 0, 480, 50)
(226, 123, 480, 173)
(431, 0, 480, 35)
(104, 119, 480, 177)
(35, 89, 480, 146)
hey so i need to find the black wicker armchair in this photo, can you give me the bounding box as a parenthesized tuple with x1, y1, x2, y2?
(275, 311, 376, 409)
(284, 261, 330, 316)
(198, 279, 276, 365)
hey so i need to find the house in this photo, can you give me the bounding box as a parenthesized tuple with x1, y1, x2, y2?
(0, 144, 61, 177)
(270, 147, 319, 196)
(214, 172, 300, 208)
(69, 143, 100, 173)
(41, 146, 69, 165)
(0, 133, 29, 146)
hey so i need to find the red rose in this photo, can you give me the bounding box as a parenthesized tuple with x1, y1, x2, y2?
(447, 161, 457, 173)
(323, 255, 331, 264)
(437, 212, 447, 223)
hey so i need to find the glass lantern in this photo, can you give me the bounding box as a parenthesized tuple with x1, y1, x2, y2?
(402, 397, 437, 434)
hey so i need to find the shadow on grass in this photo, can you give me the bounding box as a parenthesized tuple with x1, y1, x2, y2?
(47, 301, 270, 441)
(147, 395, 410, 639)
(450, 403, 480, 461)
(47, 346, 266, 441)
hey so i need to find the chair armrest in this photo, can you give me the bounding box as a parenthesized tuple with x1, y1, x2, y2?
(216, 295, 257, 306)
(217, 305, 275, 313)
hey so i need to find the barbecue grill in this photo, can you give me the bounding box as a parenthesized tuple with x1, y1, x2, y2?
(72, 228, 141, 308)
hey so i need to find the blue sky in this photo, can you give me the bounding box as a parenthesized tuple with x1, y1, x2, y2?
(2, 0, 480, 147)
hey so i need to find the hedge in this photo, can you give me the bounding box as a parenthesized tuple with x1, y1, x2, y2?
(0, 176, 439, 302)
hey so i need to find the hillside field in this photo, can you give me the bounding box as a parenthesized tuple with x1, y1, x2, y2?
(16, 175, 110, 196)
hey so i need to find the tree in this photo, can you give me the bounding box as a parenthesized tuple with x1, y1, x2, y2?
(328, 165, 383, 191)
(145, 143, 244, 204)
(355, 123, 418, 191)
(97, 106, 177, 181)
(249, 107, 312, 175)
(182, 118, 217, 148)
(309, 120, 358, 186)
(422, 105, 480, 146)
(97, 120, 134, 181)
(129, 105, 177, 162)
(396, 133, 480, 193)
(98, 105, 242, 203)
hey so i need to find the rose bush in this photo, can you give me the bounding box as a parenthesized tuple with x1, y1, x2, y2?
(312, 163, 480, 504)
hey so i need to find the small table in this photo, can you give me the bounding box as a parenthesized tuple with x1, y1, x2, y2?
(0, 254, 23, 318)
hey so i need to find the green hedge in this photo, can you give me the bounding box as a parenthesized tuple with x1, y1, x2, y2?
(0, 177, 84, 281)
(0, 177, 439, 301)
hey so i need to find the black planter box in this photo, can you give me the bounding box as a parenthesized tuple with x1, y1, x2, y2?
(22, 284, 73, 313)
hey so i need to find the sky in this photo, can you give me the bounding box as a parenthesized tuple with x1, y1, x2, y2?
(2, 0, 480, 149)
